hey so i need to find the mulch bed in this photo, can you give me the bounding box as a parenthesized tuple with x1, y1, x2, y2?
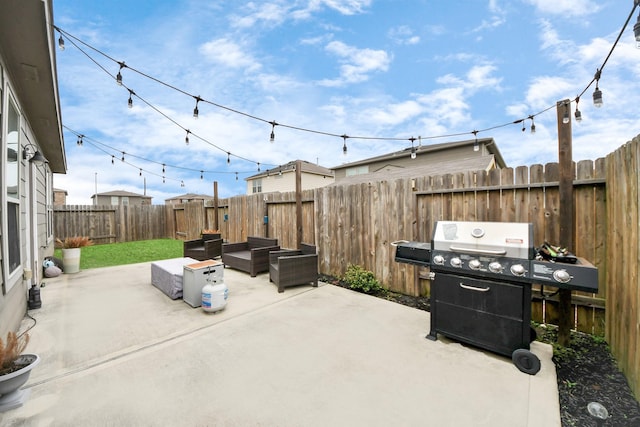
(320, 274, 640, 426)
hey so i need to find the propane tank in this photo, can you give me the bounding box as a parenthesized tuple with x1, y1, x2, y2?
(28, 283, 42, 309)
(202, 279, 228, 313)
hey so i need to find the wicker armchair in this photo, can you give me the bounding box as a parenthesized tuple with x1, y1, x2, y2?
(222, 236, 279, 277)
(269, 243, 318, 293)
(183, 233, 223, 261)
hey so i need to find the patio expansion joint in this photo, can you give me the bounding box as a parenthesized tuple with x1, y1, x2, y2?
(25, 284, 321, 390)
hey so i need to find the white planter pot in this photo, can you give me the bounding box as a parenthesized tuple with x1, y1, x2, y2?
(62, 247, 81, 274)
(0, 354, 40, 412)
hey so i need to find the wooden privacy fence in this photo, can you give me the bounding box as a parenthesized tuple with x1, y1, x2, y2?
(54, 204, 169, 244)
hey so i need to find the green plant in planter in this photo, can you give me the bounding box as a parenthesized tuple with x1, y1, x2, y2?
(342, 264, 382, 294)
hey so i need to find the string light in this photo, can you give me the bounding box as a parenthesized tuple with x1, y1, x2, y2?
(116, 61, 126, 86)
(180, 180, 185, 187)
(574, 96, 582, 122)
(58, 34, 65, 51)
(257, 162, 261, 172)
(185, 129, 190, 145)
(200, 170, 203, 180)
(235, 172, 238, 181)
(193, 96, 201, 119)
(269, 121, 277, 143)
(121, 152, 125, 162)
(162, 163, 166, 174)
(139, 168, 142, 177)
(127, 89, 134, 108)
(342, 135, 348, 156)
(472, 130, 479, 151)
(593, 70, 603, 108)
(529, 116, 536, 134)
(76, 134, 84, 145)
(227, 152, 231, 164)
(54, 6, 636, 168)
(111, 155, 115, 165)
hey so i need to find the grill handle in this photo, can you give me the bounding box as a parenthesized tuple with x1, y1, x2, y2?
(459, 283, 491, 292)
(390, 240, 410, 247)
(449, 245, 507, 256)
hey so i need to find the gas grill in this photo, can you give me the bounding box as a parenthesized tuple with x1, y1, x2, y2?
(394, 220, 599, 375)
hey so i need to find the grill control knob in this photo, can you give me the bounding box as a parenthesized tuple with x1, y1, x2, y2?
(450, 257, 462, 268)
(510, 264, 526, 276)
(553, 269, 572, 283)
(468, 259, 482, 270)
(433, 255, 445, 265)
(489, 262, 503, 273)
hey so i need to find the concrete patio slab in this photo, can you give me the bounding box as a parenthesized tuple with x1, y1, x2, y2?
(1, 261, 560, 426)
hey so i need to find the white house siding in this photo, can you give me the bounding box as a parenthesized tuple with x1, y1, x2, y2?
(246, 172, 335, 194)
(0, 55, 54, 338)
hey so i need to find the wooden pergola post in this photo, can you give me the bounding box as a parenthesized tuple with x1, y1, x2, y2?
(556, 99, 574, 346)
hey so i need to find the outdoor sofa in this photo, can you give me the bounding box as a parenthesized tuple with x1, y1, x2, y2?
(183, 233, 223, 261)
(221, 236, 279, 277)
(269, 243, 318, 293)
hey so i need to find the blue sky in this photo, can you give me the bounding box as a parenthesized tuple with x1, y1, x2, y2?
(52, 0, 640, 204)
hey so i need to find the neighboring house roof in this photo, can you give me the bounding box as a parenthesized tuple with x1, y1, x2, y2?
(331, 155, 498, 185)
(54, 188, 68, 195)
(165, 193, 214, 202)
(0, 0, 66, 173)
(245, 160, 334, 181)
(332, 137, 507, 171)
(91, 190, 151, 199)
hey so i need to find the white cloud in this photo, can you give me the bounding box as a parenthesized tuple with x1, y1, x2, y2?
(523, 0, 601, 17)
(388, 26, 420, 45)
(199, 38, 261, 72)
(229, 2, 289, 28)
(317, 41, 391, 86)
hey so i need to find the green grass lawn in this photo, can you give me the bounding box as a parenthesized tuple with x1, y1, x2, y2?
(54, 239, 183, 270)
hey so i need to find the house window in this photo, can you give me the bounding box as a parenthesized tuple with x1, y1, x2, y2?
(3, 93, 22, 291)
(345, 165, 369, 176)
(121, 196, 129, 206)
(111, 196, 119, 205)
(252, 179, 262, 194)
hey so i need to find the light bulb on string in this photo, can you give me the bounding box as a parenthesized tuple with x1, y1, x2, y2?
(193, 96, 201, 119)
(58, 34, 65, 51)
(593, 69, 603, 108)
(235, 172, 238, 181)
(409, 137, 417, 159)
(116, 61, 126, 86)
(181, 180, 185, 188)
(529, 116, 536, 134)
(574, 96, 582, 122)
(472, 130, 479, 151)
(162, 164, 166, 174)
(111, 155, 115, 165)
(127, 90, 134, 108)
(200, 171, 203, 180)
(185, 129, 190, 145)
(227, 152, 231, 164)
(269, 121, 277, 143)
(634, 10, 640, 48)
(121, 152, 125, 162)
(257, 162, 261, 172)
(163, 176, 165, 184)
(562, 102, 570, 124)
(341, 134, 348, 156)
(76, 135, 84, 145)
(139, 168, 142, 177)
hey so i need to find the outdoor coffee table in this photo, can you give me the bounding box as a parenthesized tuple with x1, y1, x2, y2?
(150, 257, 198, 299)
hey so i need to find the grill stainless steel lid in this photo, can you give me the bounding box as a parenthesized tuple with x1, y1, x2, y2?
(431, 220, 534, 259)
